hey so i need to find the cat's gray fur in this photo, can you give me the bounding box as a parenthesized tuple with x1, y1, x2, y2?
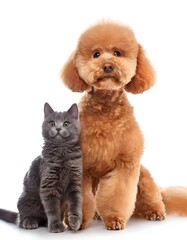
(0, 103, 83, 232)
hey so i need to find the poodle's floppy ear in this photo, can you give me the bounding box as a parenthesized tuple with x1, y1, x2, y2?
(61, 52, 89, 92)
(125, 45, 155, 94)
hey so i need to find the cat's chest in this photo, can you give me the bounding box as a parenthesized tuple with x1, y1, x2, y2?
(40, 161, 71, 190)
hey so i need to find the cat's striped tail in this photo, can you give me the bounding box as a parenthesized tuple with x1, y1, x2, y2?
(0, 208, 17, 223)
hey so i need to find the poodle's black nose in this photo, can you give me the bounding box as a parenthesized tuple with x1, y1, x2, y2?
(103, 62, 114, 73)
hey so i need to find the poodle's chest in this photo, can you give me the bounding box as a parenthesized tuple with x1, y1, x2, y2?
(79, 109, 143, 176)
(81, 118, 123, 143)
(80, 120, 126, 174)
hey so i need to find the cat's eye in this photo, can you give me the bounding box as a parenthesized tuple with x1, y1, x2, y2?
(114, 51, 121, 57)
(93, 51, 100, 58)
(63, 121, 70, 127)
(49, 121, 55, 127)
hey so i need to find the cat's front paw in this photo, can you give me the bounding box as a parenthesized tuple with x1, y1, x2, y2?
(19, 218, 39, 230)
(68, 214, 82, 231)
(48, 222, 65, 233)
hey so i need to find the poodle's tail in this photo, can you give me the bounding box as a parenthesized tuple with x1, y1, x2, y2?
(0, 208, 17, 223)
(162, 186, 187, 216)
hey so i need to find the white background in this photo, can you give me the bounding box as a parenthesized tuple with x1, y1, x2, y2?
(0, 0, 187, 239)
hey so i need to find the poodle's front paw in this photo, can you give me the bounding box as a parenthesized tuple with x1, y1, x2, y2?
(104, 217, 125, 230)
(145, 210, 165, 221)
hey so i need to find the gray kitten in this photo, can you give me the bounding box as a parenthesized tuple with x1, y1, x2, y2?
(0, 103, 83, 232)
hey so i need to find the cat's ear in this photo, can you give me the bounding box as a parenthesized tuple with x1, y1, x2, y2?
(44, 103, 54, 118)
(67, 103, 79, 119)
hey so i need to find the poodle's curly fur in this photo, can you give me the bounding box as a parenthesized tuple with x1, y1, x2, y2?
(61, 21, 187, 230)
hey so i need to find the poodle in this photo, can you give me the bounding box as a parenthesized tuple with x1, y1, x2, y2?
(61, 21, 187, 230)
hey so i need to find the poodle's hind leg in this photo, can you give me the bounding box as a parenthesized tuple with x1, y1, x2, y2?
(134, 165, 166, 221)
(79, 173, 96, 230)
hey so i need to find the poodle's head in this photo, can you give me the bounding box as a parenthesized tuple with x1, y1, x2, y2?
(62, 21, 155, 94)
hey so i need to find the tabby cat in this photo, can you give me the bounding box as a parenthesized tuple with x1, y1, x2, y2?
(0, 103, 83, 232)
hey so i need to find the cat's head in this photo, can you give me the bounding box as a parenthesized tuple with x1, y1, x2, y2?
(42, 103, 80, 144)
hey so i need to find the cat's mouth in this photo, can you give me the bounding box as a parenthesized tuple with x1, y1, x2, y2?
(53, 133, 63, 139)
(53, 132, 69, 139)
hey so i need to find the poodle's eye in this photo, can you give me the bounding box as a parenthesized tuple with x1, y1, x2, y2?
(93, 52, 100, 58)
(114, 51, 121, 57)
(49, 121, 55, 127)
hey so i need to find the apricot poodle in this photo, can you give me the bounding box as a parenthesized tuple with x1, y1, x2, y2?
(61, 21, 187, 230)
